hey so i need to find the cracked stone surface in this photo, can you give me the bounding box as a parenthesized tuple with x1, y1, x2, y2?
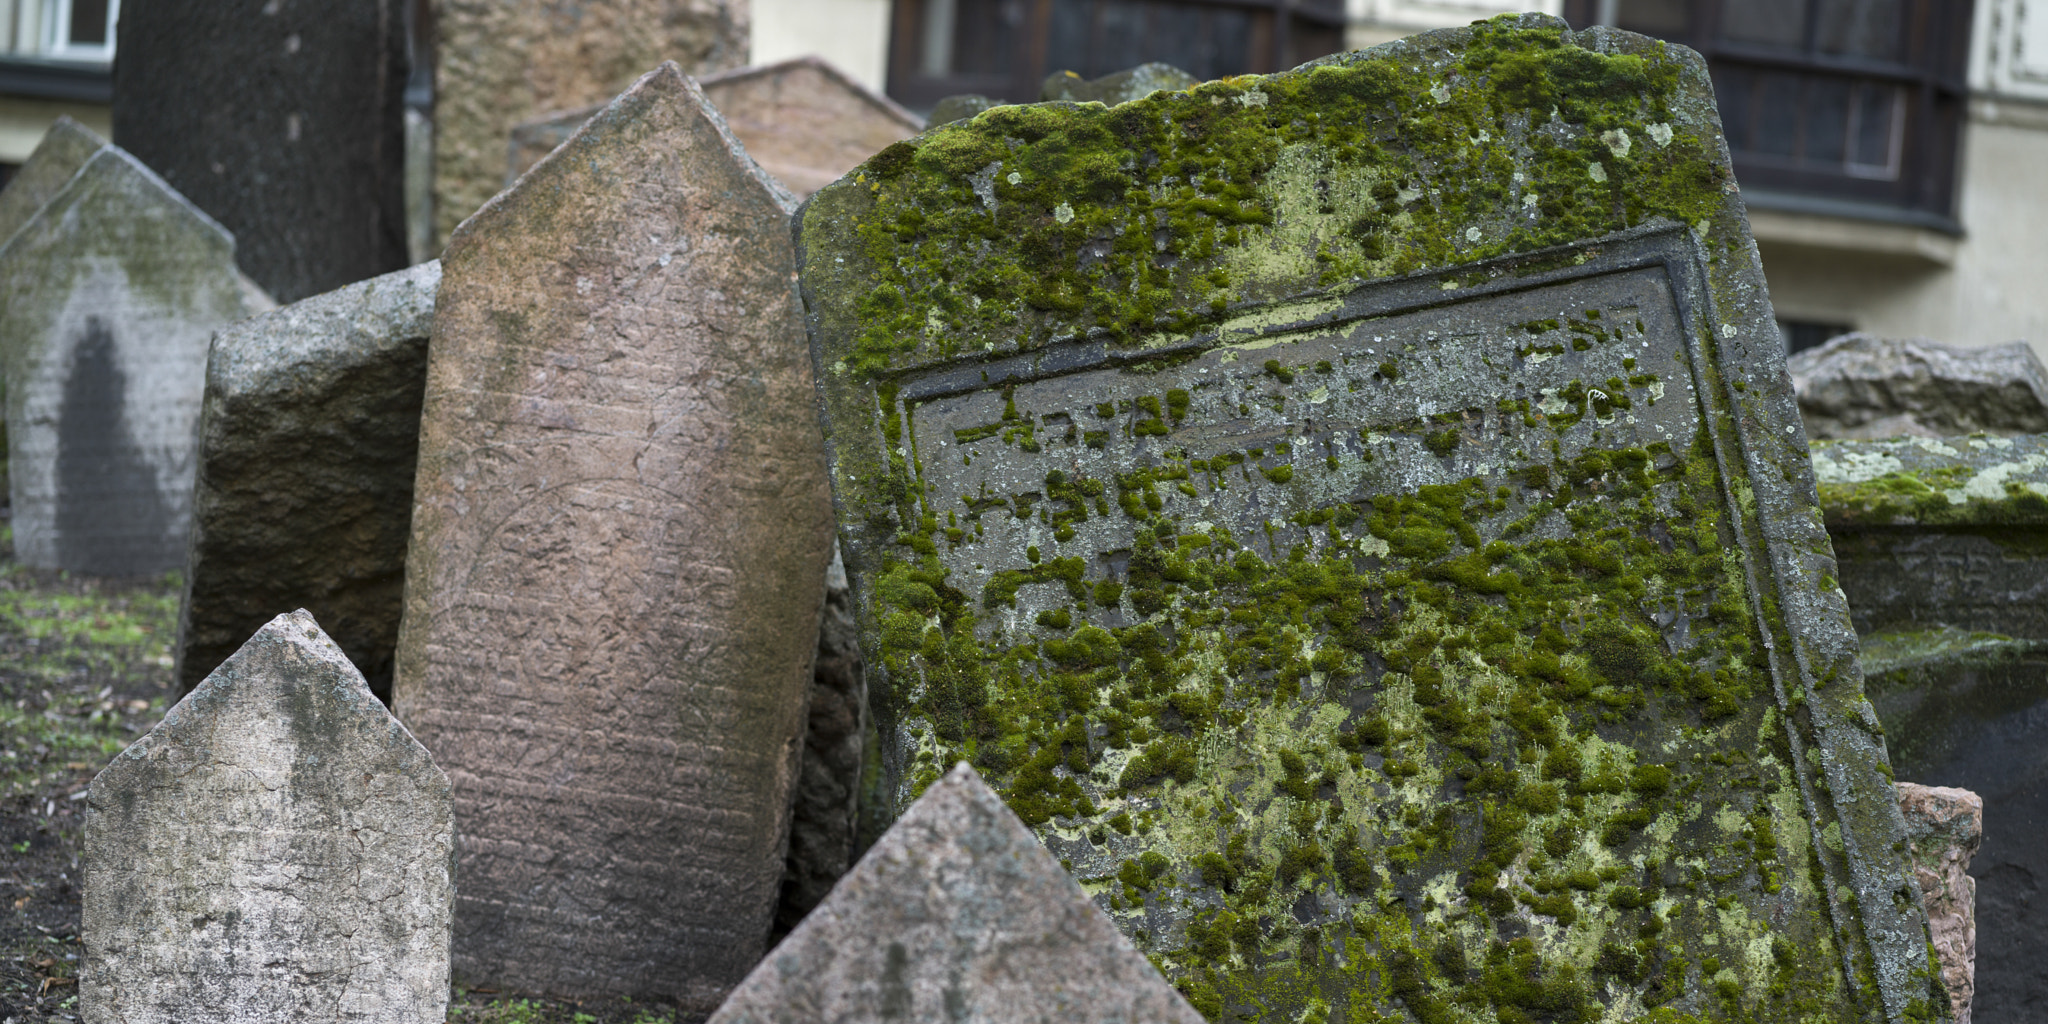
(82, 609, 452, 1024)
(710, 763, 1205, 1024)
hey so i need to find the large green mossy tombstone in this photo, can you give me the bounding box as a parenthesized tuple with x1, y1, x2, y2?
(797, 15, 1943, 1024)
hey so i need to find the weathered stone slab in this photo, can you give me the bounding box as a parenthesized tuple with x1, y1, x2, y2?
(82, 609, 452, 1024)
(432, 0, 745, 243)
(0, 117, 106, 247)
(710, 763, 1205, 1024)
(0, 146, 268, 575)
(1861, 628, 2048, 1021)
(1813, 433, 2048, 639)
(508, 56, 922, 198)
(1041, 62, 1199, 104)
(394, 63, 835, 1006)
(178, 261, 440, 701)
(112, 0, 409, 304)
(1791, 334, 2048, 441)
(798, 16, 1943, 1022)
(1896, 782, 1982, 1024)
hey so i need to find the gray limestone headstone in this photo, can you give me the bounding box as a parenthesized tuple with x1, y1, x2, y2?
(112, 0, 409, 304)
(798, 15, 1944, 1023)
(1791, 334, 2048, 441)
(178, 261, 440, 702)
(1040, 62, 1200, 104)
(393, 62, 835, 1008)
(0, 117, 106, 247)
(709, 762, 1205, 1024)
(0, 145, 269, 575)
(82, 609, 453, 1024)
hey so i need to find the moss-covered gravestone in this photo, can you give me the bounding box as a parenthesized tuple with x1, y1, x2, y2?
(797, 15, 1944, 1023)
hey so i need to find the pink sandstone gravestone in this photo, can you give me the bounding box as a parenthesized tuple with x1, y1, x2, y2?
(392, 62, 834, 1008)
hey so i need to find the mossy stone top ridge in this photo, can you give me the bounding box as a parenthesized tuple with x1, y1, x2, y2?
(797, 14, 1941, 1024)
(1811, 433, 2048, 528)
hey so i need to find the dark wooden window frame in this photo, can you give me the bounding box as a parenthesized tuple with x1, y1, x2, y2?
(1563, 0, 1972, 229)
(887, 0, 1344, 111)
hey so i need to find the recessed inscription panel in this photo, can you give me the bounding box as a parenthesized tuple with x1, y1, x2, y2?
(907, 267, 1702, 638)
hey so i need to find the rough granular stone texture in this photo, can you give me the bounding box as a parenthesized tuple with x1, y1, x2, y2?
(0, 146, 268, 575)
(393, 62, 834, 1007)
(178, 261, 440, 701)
(509, 57, 922, 198)
(1041, 62, 1199, 104)
(111, 0, 409, 304)
(1790, 334, 2048, 441)
(1812, 434, 2048, 639)
(928, 93, 999, 127)
(1861, 628, 2048, 1022)
(82, 609, 452, 1024)
(0, 116, 105, 245)
(774, 545, 870, 936)
(431, 0, 745, 244)
(709, 763, 1205, 1024)
(798, 16, 1944, 1022)
(1895, 782, 1982, 1024)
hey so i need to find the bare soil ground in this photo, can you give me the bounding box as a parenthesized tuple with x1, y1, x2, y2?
(0, 530, 681, 1024)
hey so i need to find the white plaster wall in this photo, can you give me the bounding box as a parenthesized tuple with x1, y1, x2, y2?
(750, 0, 893, 93)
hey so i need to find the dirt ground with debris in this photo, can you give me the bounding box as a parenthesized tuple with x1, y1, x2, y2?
(0, 528, 682, 1024)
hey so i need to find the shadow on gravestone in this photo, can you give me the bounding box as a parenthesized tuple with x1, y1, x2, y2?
(176, 261, 440, 703)
(507, 56, 923, 199)
(0, 145, 272, 576)
(710, 763, 1205, 1024)
(394, 62, 835, 1008)
(797, 15, 1946, 1024)
(111, 0, 410, 304)
(82, 609, 452, 1024)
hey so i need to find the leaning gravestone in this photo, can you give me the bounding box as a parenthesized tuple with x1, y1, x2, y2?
(0, 145, 269, 575)
(0, 117, 106, 246)
(178, 261, 441, 701)
(112, 0, 409, 303)
(710, 763, 1204, 1024)
(394, 62, 835, 1008)
(507, 56, 923, 198)
(83, 609, 452, 1024)
(799, 15, 1945, 1022)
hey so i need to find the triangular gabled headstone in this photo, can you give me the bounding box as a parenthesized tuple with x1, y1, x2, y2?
(178, 260, 441, 701)
(709, 763, 1206, 1024)
(393, 62, 835, 1007)
(82, 609, 453, 1023)
(0, 117, 106, 246)
(0, 145, 270, 575)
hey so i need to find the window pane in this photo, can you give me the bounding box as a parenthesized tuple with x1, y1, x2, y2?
(1095, 0, 1150, 78)
(1850, 83, 1900, 174)
(1803, 77, 1849, 164)
(955, 0, 1026, 76)
(1049, 0, 1093, 76)
(1614, 0, 1690, 34)
(1753, 71, 1801, 157)
(69, 0, 110, 45)
(1817, 0, 1901, 60)
(1713, 68, 1753, 151)
(1720, 0, 1809, 48)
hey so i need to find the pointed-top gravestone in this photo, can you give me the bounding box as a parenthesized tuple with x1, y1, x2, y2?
(710, 763, 1205, 1024)
(393, 62, 835, 1008)
(178, 260, 441, 701)
(82, 609, 452, 1024)
(0, 117, 106, 246)
(0, 145, 270, 575)
(798, 15, 1947, 1023)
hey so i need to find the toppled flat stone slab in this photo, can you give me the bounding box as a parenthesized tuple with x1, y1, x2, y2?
(394, 62, 834, 1007)
(1041, 62, 1198, 104)
(710, 763, 1205, 1024)
(1897, 782, 1982, 1024)
(83, 609, 452, 1024)
(799, 15, 1942, 1023)
(508, 56, 921, 197)
(178, 261, 440, 699)
(1811, 433, 2048, 528)
(0, 145, 268, 575)
(1791, 334, 2048, 441)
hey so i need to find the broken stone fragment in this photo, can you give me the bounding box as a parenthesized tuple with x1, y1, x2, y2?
(1896, 782, 1982, 1024)
(710, 763, 1205, 1024)
(1040, 62, 1199, 104)
(82, 609, 452, 1024)
(1791, 334, 2048, 440)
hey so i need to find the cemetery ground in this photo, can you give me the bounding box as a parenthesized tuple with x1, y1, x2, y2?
(0, 526, 681, 1024)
